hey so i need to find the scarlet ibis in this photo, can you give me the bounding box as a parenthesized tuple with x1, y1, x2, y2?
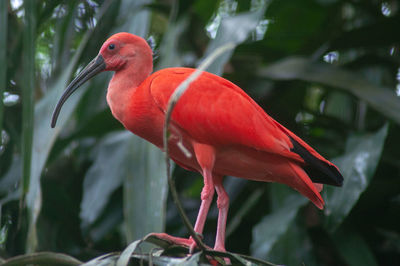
(51, 32, 343, 253)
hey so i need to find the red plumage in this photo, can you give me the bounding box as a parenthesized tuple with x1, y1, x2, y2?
(52, 32, 343, 253)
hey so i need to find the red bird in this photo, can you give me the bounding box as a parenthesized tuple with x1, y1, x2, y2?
(51, 33, 343, 253)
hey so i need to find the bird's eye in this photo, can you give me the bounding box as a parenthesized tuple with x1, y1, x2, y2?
(108, 44, 115, 50)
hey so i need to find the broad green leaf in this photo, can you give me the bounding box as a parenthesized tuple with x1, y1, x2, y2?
(88, 203, 123, 243)
(80, 131, 168, 243)
(81, 253, 119, 266)
(116, 0, 152, 37)
(179, 252, 201, 265)
(262, 0, 326, 53)
(268, 222, 317, 266)
(229, 254, 260, 266)
(113, 233, 277, 265)
(0, 0, 7, 134)
(26, 47, 86, 254)
(1, 252, 82, 266)
(201, 4, 267, 75)
(250, 190, 307, 259)
(333, 228, 378, 266)
(126, 253, 197, 265)
(0, 156, 21, 196)
(226, 188, 263, 237)
(123, 137, 168, 243)
(324, 124, 389, 230)
(269, 182, 304, 211)
(259, 57, 400, 125)
(21, 0, 36, 183)
(0, 156, 20, 216)
(116, 239, 142, 266)
(22, 0, 36, 253)
(130, 251, 202, 266)
(26, 1, 116, 252)
(329, 15, 400, 50)
(156, 17, 189, 70)
(324, 91, 353, 124)
(80, 131, 131, 228)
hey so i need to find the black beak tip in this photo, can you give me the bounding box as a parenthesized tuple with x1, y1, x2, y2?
(51, 107, 60, 128)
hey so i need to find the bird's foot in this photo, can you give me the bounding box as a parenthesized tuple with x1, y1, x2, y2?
(148, 233, 230, 264)
(213, 245, 231, 264)
(148, 232, 193, 247)
(188, 234, 204, 253)
(148, 232, 209, 251)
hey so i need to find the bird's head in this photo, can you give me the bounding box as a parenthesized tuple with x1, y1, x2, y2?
(99, 32, 153, 71)
(51, 32, 153, 128)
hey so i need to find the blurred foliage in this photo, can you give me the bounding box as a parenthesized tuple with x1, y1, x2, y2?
(0, 0, 400, 265)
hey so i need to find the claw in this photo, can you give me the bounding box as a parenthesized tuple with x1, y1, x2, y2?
(188, 233, 204, 253)
(148, 232, 210, 250)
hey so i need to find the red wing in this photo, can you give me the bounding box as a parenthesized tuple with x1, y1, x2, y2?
(149, 68, 301, 161)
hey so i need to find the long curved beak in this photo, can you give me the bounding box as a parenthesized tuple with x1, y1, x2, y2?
(51, 55, 106, 128)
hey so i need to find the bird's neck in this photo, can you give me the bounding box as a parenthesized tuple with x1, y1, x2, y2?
(106, 64, 152, 124)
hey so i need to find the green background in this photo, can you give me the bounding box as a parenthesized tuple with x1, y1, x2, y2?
(0, 0, 399, 265)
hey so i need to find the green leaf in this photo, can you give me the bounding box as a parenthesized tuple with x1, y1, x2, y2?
(115, 235, 273, 266)
(26, 1, 115, 252)
(329, 15, 400, 50)
(156, 17, 189, 70)
(0, 156, 20, 212)
(250, 188, 307, 260)
(80, 131, 168, 244)
(22, 0, 36, 192)
(229, 253, 260, 266)
(80, 131, 131, 228)
(324, 124, 389, 230)
(226, 188, 263, 237)
(260, 57, 400, 125)
(268, 222, 317, 266)
(202, 5, 267, 75)
(0, 155, 21, 196)
(333, 228, 378, 266)
(23, 0, 37, 253)
(131, 251, 202, 265)
(176, 252, 201, 265)
(1, 252, 82, 266)
(26, 50, 86, 254)
(0, 0, 7, 135)
(129, 254, 198, 265)
(81, 253, 120, 266)
(116, 0, 152, 37)
(123, 136, 168, 243)
(262, 0, 326, 53)
(324, 91, 353, 124)
(116, 239, 142, 266)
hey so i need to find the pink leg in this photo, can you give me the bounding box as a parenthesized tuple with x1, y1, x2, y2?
(153, 143, 218, 252)
(189, 143, 216, 251)
(192, 170, 214, 236)
(214, 175, 229, 252)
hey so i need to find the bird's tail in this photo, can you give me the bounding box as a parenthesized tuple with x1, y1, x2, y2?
(287, 162, 324, 209)
(271, 119, 343, 187)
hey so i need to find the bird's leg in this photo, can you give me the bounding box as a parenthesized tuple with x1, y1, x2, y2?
(192, 169, 214, 238)
(189, 143, 216, 252)
(150, 143, 215, 251)
(214, 175, 229, 252)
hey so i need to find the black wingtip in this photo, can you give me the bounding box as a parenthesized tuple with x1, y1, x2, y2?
(289, 137, 344, 187)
